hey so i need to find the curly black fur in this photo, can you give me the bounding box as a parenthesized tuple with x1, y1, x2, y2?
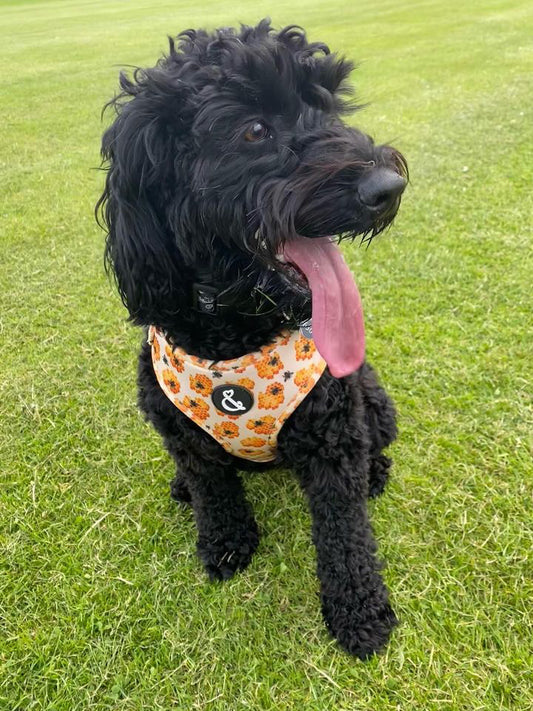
(98, 20, 406, 659)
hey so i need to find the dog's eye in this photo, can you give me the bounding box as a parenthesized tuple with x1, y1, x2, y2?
(244, 121, 271, 142)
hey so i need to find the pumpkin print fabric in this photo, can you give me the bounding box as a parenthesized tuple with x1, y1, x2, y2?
(148, 324, 326, 462)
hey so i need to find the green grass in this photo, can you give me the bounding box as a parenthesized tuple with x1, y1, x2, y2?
(1, 0, 532, 708)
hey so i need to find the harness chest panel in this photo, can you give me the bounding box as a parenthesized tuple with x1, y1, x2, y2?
(149, 324, 326, 462)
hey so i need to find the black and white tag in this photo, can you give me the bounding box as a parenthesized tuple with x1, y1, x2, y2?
(299, 318, 313, 340)
(193, 284, 218, 315)
(212, 385, 254, 416)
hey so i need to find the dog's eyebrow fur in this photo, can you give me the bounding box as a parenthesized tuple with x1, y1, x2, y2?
(164, 19, 357, 116)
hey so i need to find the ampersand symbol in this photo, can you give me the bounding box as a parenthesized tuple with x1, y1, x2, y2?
(221, 389, 246, 412)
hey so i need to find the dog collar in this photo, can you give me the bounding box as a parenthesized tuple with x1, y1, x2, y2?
(148, 322, 326, 462)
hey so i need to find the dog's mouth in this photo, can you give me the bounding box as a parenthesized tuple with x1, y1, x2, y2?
(276, 236, 365, 378)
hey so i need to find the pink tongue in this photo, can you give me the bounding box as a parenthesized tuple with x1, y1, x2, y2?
(283, 237, 365, 378)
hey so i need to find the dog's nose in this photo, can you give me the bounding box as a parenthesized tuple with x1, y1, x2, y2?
(358, 168, 406, 211)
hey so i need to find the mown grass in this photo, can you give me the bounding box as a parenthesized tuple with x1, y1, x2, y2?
(1, 0, 532, 709)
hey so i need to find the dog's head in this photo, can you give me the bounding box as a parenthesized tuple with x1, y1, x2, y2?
(98, 20, 407, 373)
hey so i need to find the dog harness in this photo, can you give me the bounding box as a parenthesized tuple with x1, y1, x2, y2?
(148, 323, 326, 462)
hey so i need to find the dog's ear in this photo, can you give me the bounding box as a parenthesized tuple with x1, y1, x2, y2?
(97, 76, 187, 325)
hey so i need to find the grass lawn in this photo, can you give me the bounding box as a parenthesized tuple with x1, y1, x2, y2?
(1, 0, 532, 708)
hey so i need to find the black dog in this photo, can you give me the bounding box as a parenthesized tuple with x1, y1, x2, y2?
(97, 20, 407, 659)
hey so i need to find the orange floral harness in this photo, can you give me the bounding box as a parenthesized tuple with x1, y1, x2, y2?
(148, 323, 326, 462)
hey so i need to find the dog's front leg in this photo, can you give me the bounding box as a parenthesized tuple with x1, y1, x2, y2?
(279, 375, 397, 659)
(137, 344, 259, 581)
(301, 460, 397, 659)
(176, 453, 260, 581)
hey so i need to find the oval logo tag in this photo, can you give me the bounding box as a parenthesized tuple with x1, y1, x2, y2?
(212, 385, 254, 416)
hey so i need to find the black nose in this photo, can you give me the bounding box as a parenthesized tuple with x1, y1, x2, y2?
(358, 168, 407, 211)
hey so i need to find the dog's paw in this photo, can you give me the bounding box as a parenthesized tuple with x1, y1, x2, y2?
(321, 591, 398, 660)
(197, 522, 259, 581)
(368, 454, 392, 498)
